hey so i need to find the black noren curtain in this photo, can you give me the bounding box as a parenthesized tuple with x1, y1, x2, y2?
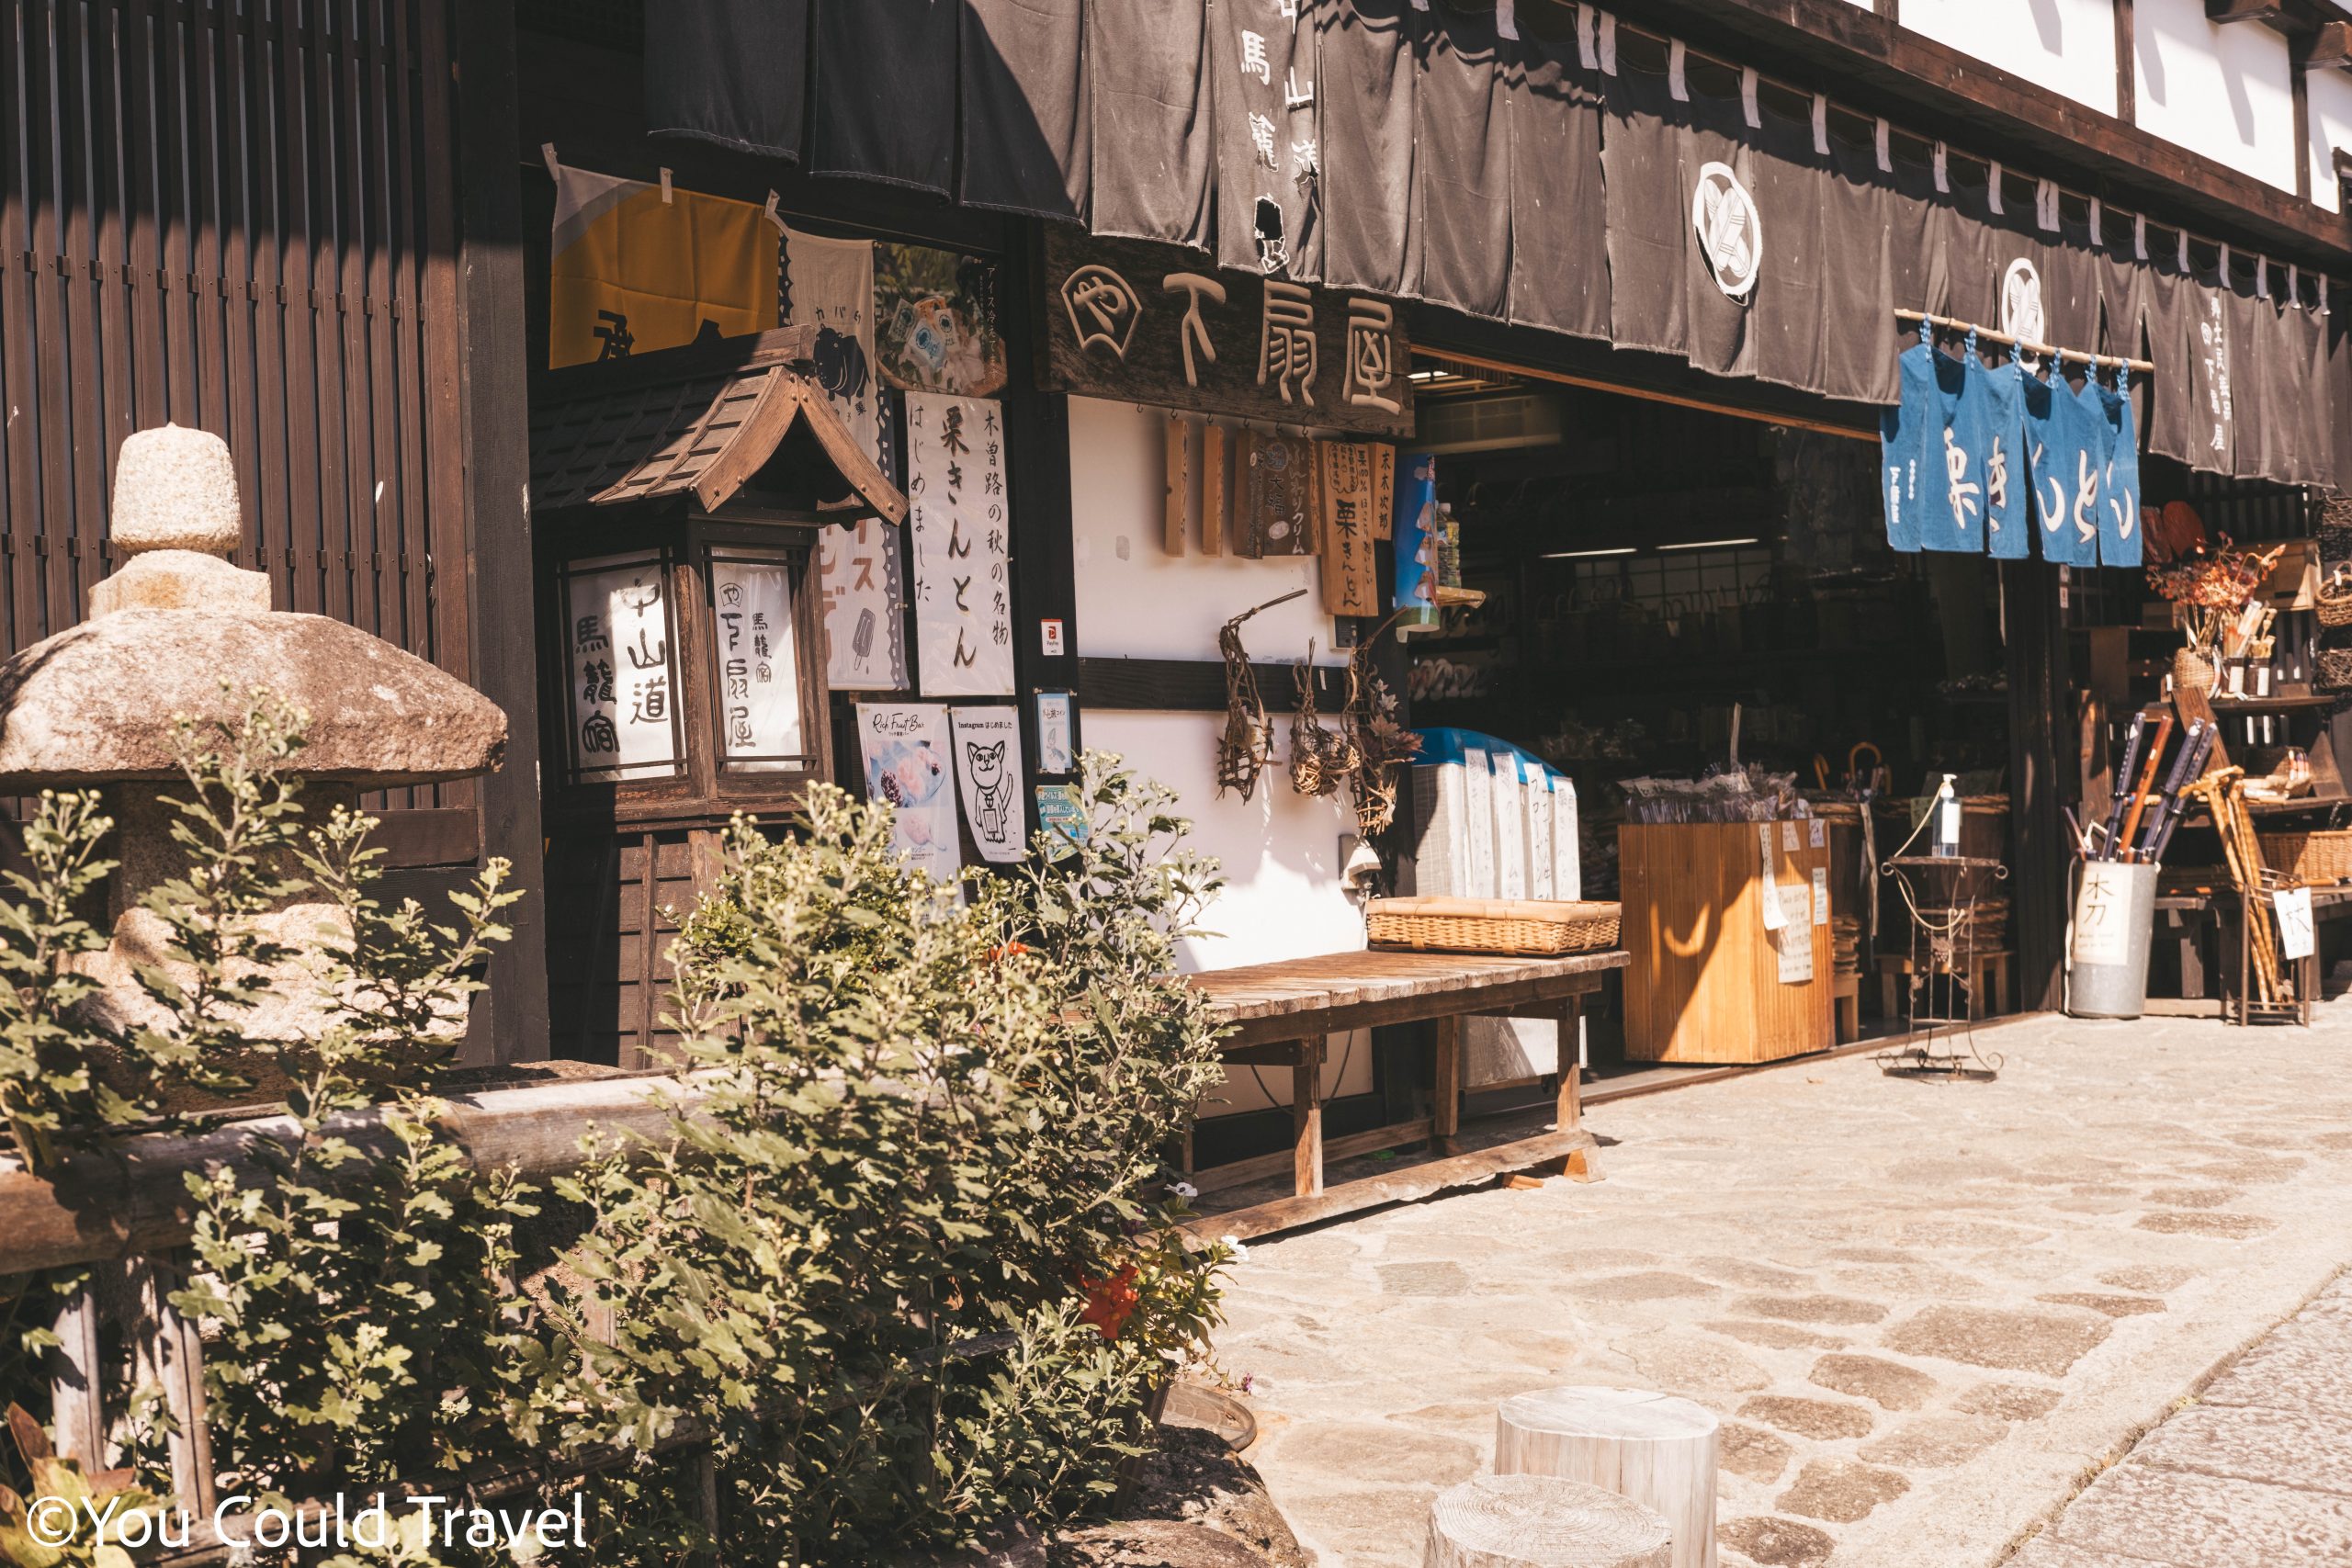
(1088, 0, 1213, 248)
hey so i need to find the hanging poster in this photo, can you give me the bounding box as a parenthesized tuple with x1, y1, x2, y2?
(1923, 344, 1982, 554)
(1035, 690, 1076, 775)
(818, 519, 909, 692)
(1237, 430, 1316, 557)
(951, 705, 1027, 863)
(1393, 450, 1442, 627)
(548, 162, 775, 368)
(1035, 782, 1089, 861)
(1971, 355, 2029, 561)
(2023, 368, 2098, 568)
(1879, 340, 1933, 553)
(567, 553, 681, 781)
(857, 702, 962, 884)
(2097, 375, 2144, 569)
(710, 556, 807, 771)
(906, 391, 1016, 697)
(1317, 441, 1382, 616)
(876, 243, 1008, 397)
(782, 225, 881, 455)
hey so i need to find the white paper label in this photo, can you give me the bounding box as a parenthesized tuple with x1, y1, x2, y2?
(2071, 863, 2138, 968)
(1758, 824, 1786, 931)
(1492, 752, 1527, 900)
(711, 558, 807, 771)
(2275, 886, 2316, 962)
(1813, 866, 1831, 927)
(1464, 751, 1498, 899)
(1939, 799, 1962, 848)
(1772, 886, 1815, 983)
(1782, 820, 1800, 852)
(1809, 819, 1826, 850)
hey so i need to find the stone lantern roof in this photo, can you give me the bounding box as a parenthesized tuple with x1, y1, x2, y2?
(0, 423, 506, 790)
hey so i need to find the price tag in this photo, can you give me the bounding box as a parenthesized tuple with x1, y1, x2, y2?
(1808, 819, 1826, 850)
(2275, 886, 2316, 962)
(1813, 867, 1830, 926)
(1758, 824, 1786, 930)
(1781, 820, 1799, 852)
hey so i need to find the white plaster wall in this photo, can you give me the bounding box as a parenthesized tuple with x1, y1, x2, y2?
(1897, 0, 2120, 116)
(2307, 66, 2352, 214)
(2134, 0, 2300, 193)
(1068, 396, 1375, 1114)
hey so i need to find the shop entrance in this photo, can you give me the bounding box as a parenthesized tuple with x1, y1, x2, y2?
(1394, 349, 2025, 1072)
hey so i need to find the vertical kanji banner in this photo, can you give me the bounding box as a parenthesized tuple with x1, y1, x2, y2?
(907, 391, 1015, 697)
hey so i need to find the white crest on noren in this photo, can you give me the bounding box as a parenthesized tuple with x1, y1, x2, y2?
(1690, 162, 1762, 301)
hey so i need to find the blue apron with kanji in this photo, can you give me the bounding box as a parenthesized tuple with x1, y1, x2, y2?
(1879, 340, 1934, 552)
(1922, 343, 1984, 553)
(2096, 372, 2143, 568)
(2025, 363, 2100, 567)
(1969, 351, 2027, 560)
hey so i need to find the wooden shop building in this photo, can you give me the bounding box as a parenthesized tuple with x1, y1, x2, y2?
(7, 1, 2352, 1203)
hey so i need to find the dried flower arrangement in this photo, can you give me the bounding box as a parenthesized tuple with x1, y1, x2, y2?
(1289, 640, 1356, 798)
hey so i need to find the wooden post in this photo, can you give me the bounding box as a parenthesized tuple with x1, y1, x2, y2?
(1164, 416, 1190, 556)
(49, 1279, 104, 1464)
(134, 1256, 216, 1514)
(1495, 1386, 1722, 1568)
(1433, 1014, 1463, 1153)
(1555, 998, 1600, 1182)
(1425, 1474, 1672, 1568)
(1202, 422, 1227, 555)
(1292, 1038, 1325, 1197)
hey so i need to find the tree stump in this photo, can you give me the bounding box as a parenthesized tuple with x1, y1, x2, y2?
(1493, 1386, 1720, 1568)
(1423, 1474, 1672, 1568)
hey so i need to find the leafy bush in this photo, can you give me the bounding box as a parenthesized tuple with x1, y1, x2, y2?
(528, 756, 1230, 1561)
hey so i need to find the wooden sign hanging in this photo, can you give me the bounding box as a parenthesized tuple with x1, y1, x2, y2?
(1040, 231, 1416, 437)
(1202, 423, 1227, 556)
(1317, 440, 1382, 616)
(1239, 430, 1317, 558)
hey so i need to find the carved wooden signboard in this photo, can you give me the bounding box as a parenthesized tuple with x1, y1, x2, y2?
(1317, 441, 1382, 615)
(1238, 430, 1317, 557)
(1039, 231, 1415, 437)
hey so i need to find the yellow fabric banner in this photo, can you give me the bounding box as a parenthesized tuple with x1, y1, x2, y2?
(548, 164, 775, 368)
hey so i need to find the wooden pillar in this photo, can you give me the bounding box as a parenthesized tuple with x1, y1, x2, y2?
(1555, 998, 1599, 1181)
(2003, 558, 2072, 1013)
(1292, 1038, 1325, 1197)
(1432, 1014, 1463, 1152)
(49, 1280, 104, 1464)
(449, 0, 550, 1063)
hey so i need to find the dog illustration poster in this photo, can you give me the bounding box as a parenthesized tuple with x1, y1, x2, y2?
(951, 706, 1026, 863)
(857, 703, 961, 884)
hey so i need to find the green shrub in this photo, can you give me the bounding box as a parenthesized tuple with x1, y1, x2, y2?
(530, 755, 1230, 1562)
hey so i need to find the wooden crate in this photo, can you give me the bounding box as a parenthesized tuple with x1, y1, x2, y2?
(1620, 821, 1835, 1064)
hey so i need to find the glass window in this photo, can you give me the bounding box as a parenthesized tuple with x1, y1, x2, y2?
(563, 551, 684, 782)
(709, 550, 810, 773)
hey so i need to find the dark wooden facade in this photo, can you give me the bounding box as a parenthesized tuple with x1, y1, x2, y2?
(0, 0, 547, 1058)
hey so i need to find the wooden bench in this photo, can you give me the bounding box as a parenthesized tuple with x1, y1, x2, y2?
(1183, 948, 1629, 1240)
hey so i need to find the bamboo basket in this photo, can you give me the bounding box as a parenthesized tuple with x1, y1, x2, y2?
(2319, 565, 2352, 627)
(2257, 829, 2352, 886)
(1366, 897, 1622, 956)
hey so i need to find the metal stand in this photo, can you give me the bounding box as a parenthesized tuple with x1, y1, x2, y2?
(1876, 854, 2009, 1081)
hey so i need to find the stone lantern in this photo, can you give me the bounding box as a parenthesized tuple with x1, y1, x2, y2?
(0, 423, 508, 1039)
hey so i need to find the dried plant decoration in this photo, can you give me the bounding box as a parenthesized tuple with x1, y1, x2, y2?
(1289, 640, 1354, 797)
(1341, 609, 1424, 837)
(1216, 589, 1305, 799)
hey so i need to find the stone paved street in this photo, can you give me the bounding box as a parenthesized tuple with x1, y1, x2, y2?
(1211, 1010, 2352, 1567)
(2006, 1269, 2352, 1568)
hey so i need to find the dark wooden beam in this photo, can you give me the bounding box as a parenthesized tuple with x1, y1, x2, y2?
(1079, 656, 1349, 714)
(2295, 62, 2314, 202)
(452, 0, 552, 1064)
(2299, 19, 2352, 69)
(1618, 0, 2352, 268)
(2115, 0, 2137, 126)
(2206, 0, 2284, 23)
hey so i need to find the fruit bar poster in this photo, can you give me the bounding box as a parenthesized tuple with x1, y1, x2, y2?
(856, 703, 961, 884)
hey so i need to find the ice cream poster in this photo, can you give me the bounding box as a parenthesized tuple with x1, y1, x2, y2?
(950, 705, 1026, 864)
(857, 703, 961, 884)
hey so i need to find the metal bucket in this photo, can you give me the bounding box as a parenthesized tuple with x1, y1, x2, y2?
(2067, 861, 2160, 1020)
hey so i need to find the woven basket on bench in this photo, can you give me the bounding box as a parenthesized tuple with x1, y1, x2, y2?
(1366, 897, 1622, 956)
(2258, 829, 2352, 885)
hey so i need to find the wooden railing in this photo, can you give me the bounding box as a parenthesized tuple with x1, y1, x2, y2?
(5, 1073, 699, 1564)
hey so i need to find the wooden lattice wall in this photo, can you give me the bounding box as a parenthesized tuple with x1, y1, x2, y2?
(0, 0, 472, 825)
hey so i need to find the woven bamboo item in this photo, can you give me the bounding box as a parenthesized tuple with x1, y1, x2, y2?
(2257, 829, 2352, 886)
(1367, 897, 1622, 956)
(2319, 565, 2352, 627)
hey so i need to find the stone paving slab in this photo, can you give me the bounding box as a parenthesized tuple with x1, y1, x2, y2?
(1210, 1012, 2352, 1567)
